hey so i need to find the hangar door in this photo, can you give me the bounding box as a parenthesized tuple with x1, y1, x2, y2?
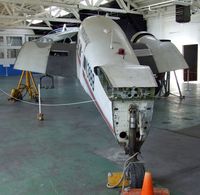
(183, 44, 198, 81)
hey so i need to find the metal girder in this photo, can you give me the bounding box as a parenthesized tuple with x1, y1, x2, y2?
(174, 0, 192, 5)
(134, 0, 192, 10)
(116, 0, 130, 12)
(123, 0, 137, 10)
(0, 25, 52, 30)
(0, 0, 193, 29)
(0, 0, 141, 29)
(193, 0, 200, 8)
(85, 0, 91, 6)
(80, 4, 138, 13)
(137, 1, 174, 10)
(0, 0, 140, 14)
(70, 8, 80, 19)
(43, 20, 52, 27)
(94, 0, 104, 6)
(3, 2, 12, 15)
(0, 15, 81, 23)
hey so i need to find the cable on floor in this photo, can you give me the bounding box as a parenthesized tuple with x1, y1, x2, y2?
(106, 152, 142, 189)
(0, 88, 94, 107)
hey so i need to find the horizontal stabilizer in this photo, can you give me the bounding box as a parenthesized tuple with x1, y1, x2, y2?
(15, 42, 51, 74)
(131, 32, 188, 73)
(97, 65, 157, 88)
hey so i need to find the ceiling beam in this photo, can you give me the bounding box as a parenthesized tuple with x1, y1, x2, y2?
(0, 6, 6, 14)
(3, 2, 12, 15)
(94, 0, 104, 7)
(136, 0, 192, 11)
(70, 8, 80, 20)
(129, 0, 138, 9)
(137, 0, 174, 10)
(116, 0, 130, 12)
(85, 0, 91, 6)
(0, 0, 140, 14)
(0, 15, 81, 23)
(43, 20, 52, 27)
(0, 25, 52, 30)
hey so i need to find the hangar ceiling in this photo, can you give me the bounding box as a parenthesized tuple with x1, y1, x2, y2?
(0, 0, 199, 30)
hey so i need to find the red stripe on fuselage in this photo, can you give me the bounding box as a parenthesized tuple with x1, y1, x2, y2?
(82, 70, 114, 133)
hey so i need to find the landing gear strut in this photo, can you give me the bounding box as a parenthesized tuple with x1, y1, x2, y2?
(128, 105, 137, 156)
(126, 105, 145, 188)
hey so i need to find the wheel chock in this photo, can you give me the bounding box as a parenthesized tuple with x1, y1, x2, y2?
(121, 171, 170, 195)
(121, 188, 170, 195)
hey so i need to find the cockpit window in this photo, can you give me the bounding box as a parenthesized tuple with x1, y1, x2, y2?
(95, 67, 112, 94)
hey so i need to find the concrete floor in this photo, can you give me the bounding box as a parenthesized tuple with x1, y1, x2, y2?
(0, 75, 199, 195)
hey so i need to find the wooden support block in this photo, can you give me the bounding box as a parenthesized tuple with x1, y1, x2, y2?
(121, 188, 170, 195)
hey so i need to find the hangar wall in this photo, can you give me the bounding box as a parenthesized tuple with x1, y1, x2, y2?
(116, 14, 147, 41)
(147, 6, 200, 90)
(0, 29, 36, 76)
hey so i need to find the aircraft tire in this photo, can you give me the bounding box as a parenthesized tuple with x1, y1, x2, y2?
(126, 162, 145, 188)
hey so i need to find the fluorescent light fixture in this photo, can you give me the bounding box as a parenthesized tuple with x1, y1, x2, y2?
(26, 6, 69, 25)
(27, 19, 43, 24)
(80, 0, 108, 6)
(45, 6, 69, 17)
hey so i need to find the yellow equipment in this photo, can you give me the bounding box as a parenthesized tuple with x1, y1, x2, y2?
(9, 71, 38, 101)
(107, 172, 130, 188)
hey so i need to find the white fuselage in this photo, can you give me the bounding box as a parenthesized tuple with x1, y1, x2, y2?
(76, 16, 157, 152)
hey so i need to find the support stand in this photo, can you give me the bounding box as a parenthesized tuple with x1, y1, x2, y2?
(156, 71, 184, 100)
(157, 72, 170, 97)
(9, 71, 38, 101)
(186, 69, 191, 91)
(171, 71, 184, 99)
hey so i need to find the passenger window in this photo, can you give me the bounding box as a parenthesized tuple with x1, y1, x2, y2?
(86, 64, 95, 91)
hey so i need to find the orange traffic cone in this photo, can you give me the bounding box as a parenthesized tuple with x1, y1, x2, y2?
(141, 172, 154, 195)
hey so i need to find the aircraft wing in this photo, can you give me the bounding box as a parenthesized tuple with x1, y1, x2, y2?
(14, 41, 76, 77)
(37, 27, 79, 42)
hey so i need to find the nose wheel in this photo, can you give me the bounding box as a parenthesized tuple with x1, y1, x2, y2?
(125, 158, 145, 188)
(126, 105, 145, 188)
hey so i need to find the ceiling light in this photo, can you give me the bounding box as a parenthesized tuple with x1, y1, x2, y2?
(27, 19, 43, 24)
(45, 6, 69, 17)
(80, 0, 108, 6)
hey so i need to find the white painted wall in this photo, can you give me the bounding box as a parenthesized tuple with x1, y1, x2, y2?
(147, 6, 200, 91)
(0, 29, 34, 35)
(0, 29, 35, 68)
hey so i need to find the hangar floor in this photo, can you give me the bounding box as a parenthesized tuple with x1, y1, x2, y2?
(0, 75, 199, 195)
